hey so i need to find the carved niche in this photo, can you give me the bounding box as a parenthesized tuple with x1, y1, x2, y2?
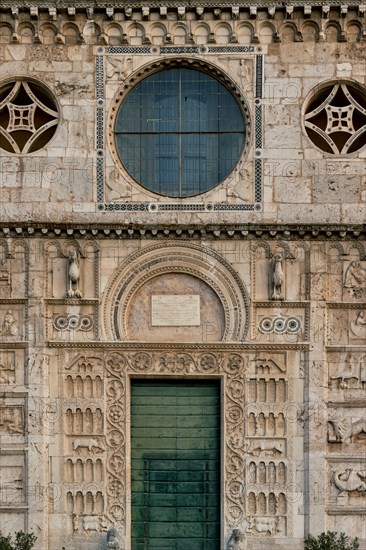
(44, 240, 99, 341)
(252, 242, 309, 302)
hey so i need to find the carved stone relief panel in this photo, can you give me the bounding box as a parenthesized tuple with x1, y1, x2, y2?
(326, 242, 366, 303)
(328, 461, 366, 510)
(0, 305, 25, 341)
(0, 349, 25, 385)
(254, 306, 307, 343)
(47, 305, 96, 341)
(343, 261, 366, 300)
(44, 240, 99, 300)
(252, 243, 309, 302)
(0, 401, 24, 441)
(0, 452, 25, 506)
(327, 406, 366, 450)
(56, 346, 304, 549)
(62, 355, 106, 541)
(243, 351, 300, 540)
(327, 305, 366, 345)
(0, 240, 28, 299)
(327, 351, 366, 398)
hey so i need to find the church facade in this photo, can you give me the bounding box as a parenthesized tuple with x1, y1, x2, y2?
(0, 1, 365, 548)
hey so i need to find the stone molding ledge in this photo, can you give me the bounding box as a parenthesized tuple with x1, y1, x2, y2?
(0, 224, 365, 239)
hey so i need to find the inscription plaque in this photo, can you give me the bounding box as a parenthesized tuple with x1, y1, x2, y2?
(151, 295, 200, 326)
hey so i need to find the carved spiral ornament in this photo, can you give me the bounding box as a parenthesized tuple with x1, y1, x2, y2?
(304, 81, 366, 154)
(0, 78, 59, 154)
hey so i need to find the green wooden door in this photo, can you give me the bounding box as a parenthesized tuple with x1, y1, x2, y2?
(131, 380, 220, 550)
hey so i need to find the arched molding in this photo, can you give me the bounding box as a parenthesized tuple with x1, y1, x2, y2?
(301, 20, 320, 42)
(101, 242, 250, 342)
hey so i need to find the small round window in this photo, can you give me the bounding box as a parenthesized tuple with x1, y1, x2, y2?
(0, 78, 59, 154)
(304, 80, 366, 155)
(114, 67, 247, 198)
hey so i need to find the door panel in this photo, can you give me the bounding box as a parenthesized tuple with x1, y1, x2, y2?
(131, 380, 220, 550)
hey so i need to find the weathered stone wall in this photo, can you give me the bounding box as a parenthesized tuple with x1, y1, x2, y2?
(0, 234, 365, 549)
(0, 4, 365, 225)
(0, 3, 365, 549)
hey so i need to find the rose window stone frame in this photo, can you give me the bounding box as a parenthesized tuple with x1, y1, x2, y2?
(0, 77, 59, 154)
(303, 79, 366, 155)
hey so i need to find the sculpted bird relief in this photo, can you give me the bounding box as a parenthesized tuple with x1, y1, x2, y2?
(67, 250, 82, 298)
(271, 254, 284, 301)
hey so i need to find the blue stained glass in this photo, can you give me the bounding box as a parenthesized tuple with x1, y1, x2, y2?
(115, 67, 246, 198)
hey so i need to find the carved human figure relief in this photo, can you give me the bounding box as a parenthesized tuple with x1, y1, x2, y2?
(0, 351, 15, 383)
(329, 352, 362, 389)
(350, 309, 366, 339)
(344, 261, 366, 298)
(237, 58, 253, 97)
(271, 254, 284, 301)
(0, 255, 10, 298)
(67, 250, 82, 298)
(1, 310, 19, 336)
(0, 405, 23, 434)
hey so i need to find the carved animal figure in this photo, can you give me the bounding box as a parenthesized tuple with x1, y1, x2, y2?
(331, 468, 366, 495)
(83, 515, 99, 532)
(247, 516, 281, 535)
(328, 416, 366, 444)
(271, 254, 284, 301)
(72, 438, 104, 453)
(247, 441, 283, 457)
(106, 56, 132, 80)
(67, 251, 82, 298)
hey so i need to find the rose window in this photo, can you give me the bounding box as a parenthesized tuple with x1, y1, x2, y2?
(0, 78, 59, 154)
(304, 81, 366, 154)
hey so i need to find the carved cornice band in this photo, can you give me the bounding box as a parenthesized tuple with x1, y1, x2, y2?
(0, 224, 364, 239)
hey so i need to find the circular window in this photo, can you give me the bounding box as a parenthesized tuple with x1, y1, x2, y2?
(113, 66, 248, 198)
(0, 78, 59, 154)
(304, 80, 366, 155)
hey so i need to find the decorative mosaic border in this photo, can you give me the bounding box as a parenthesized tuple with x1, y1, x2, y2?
(96, 45, 263, 212)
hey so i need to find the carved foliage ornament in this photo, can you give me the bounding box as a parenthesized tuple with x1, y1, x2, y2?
(0, 78, 59, 154)
(103, 350, 248, 534)
(304, 81, 366, 155)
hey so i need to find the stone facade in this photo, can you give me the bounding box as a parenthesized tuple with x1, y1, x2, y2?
(0, 1, 365, 549)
